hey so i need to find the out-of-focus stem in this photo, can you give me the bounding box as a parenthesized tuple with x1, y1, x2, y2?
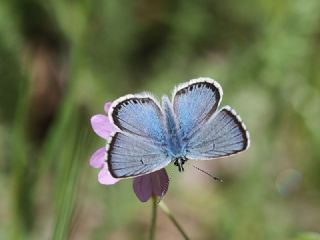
(149, 196, 158, 240)
(159, 201, 190, 240)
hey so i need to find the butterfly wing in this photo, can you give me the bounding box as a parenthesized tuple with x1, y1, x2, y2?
(172, 77, 223, 141)
(185, 106, 250, 160)
(107, 132, 171, 178)
(109, 94, 166, 143)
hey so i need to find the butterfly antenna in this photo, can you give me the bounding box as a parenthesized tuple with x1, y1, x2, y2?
(187, 162, 223, 182)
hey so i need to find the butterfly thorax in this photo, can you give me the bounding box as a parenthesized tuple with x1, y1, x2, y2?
(162, 96, 187, 168)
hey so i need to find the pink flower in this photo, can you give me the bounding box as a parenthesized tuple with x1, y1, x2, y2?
(90, 102, 169, 202)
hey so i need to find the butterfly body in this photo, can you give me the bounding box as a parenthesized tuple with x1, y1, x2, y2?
(161, 95, 185, 159)
(107, 78, 250, 178)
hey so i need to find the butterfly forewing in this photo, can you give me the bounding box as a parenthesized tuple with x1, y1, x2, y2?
(173, 78, 223, 141)
(186, 106, 250, 160)
(107, 132, 171, 178)
(109, 94, 166, 143)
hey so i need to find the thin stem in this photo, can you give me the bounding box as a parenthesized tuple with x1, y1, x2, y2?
(149, 196, 158, 240)
(159, 202, 190, 240)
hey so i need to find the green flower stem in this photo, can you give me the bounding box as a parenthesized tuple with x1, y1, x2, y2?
(149, 196, 158, 240)
(159, 201, 190, 240)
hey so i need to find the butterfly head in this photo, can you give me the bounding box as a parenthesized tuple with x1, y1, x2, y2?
(173, 157, 187, 172)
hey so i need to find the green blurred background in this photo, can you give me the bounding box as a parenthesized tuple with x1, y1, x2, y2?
(1, 0, 320, 239)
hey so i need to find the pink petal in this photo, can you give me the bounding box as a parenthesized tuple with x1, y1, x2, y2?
(98, 165, 120, 185)
(89, 147, 106, 168)
(90, 114, 115, 139)
(104, 102, 112, 114)
(133, 169, 169, 202)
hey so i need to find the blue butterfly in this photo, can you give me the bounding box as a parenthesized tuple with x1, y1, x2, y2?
(106, 77, 250, 178)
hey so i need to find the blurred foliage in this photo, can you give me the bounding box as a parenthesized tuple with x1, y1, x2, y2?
(1, 0, 320, 239)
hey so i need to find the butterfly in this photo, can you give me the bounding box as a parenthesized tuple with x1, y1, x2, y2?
(106, 77, 250, 178)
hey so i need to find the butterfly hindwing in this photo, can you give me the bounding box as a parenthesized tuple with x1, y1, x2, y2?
(109, 94, 166, 143)
(186, 106, 250, 160)
(107, 132, 171, 178)
(173, 77, 223, 141)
